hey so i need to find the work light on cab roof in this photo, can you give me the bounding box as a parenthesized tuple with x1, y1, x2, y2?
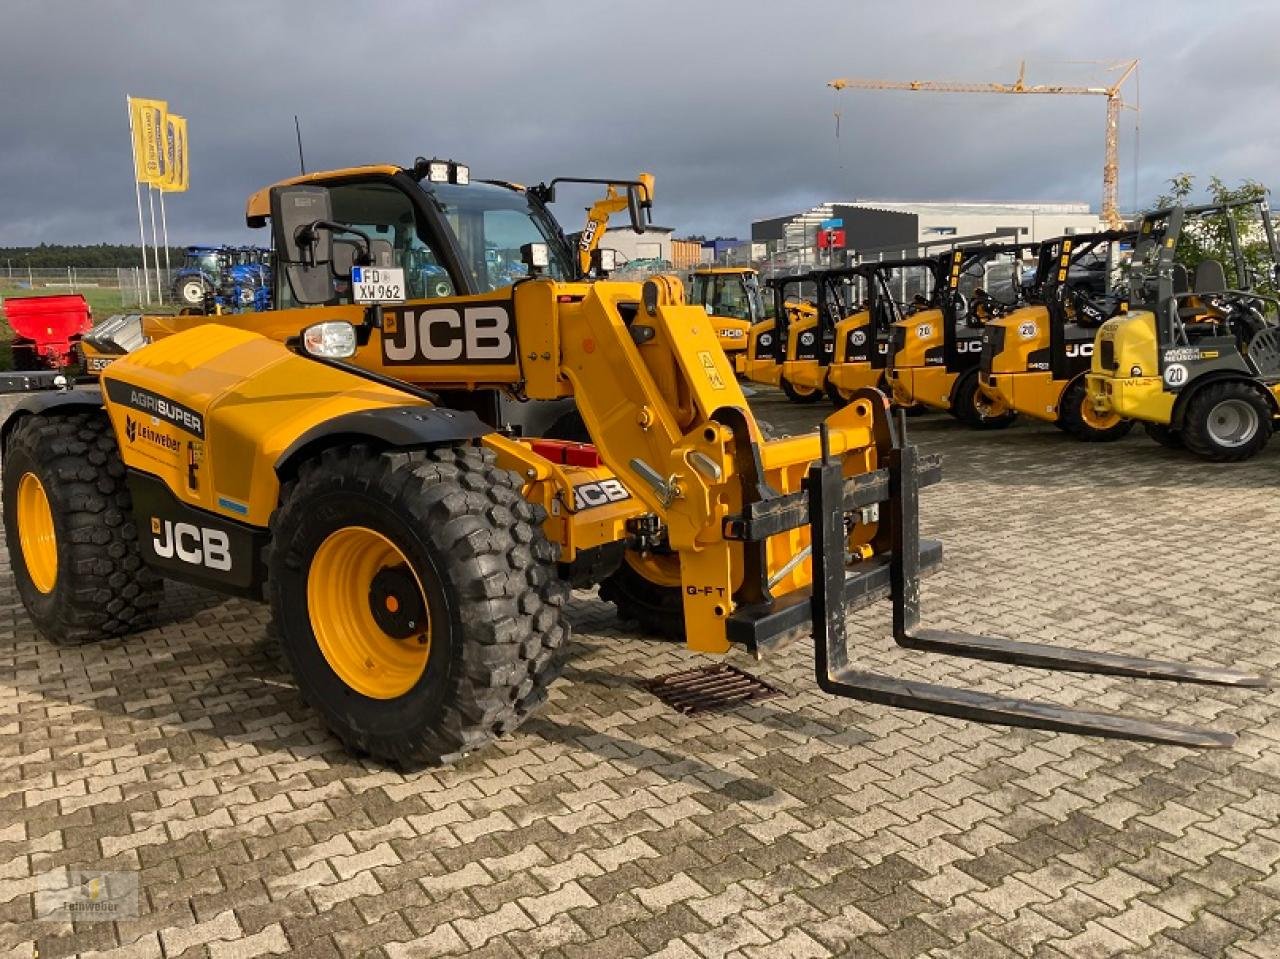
(413, 157, 469, 186)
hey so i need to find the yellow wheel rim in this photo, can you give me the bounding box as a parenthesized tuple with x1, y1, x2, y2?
(1080, 394, 1122, 430)
(16, 472, 57, 594)
(625, 550, 682, 589)
(307, 526, 431, 700)
(974, 390, 1010, 418)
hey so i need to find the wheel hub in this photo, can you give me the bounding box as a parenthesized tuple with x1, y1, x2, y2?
(307, 526, 431, 700)
(368, 564, 426, 639)
(1207, 398, 1259, 448)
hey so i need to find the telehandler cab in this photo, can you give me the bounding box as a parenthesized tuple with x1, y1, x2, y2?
(978, 231, 1136, 441)
(2, 158, 1262, 766)
(1087, 199, 1280, 461)
(686, 267, 763, 375)
(886, 244, 1038, 428)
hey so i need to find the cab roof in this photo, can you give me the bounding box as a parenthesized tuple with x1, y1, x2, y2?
(244, 164, 527, 228)
(245, 165, 404, 227)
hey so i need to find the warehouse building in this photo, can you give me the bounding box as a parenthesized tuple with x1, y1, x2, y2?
(752, 200, 1105, 264)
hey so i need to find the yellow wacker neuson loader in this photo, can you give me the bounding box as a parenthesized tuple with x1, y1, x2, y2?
(1086, 199, 1280, 461)
(4, 158, 1264, 766)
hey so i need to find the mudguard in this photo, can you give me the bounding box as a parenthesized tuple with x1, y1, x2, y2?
(1, 386, 102, 450)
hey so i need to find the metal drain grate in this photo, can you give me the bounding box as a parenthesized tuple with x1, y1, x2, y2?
(640, 663, 785, 716)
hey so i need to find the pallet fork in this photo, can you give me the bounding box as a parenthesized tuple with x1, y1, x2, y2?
(803, 396, 1263, 747)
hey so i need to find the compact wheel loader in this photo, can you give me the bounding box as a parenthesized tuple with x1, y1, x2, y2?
(1087, 199, 1280, 462)
(2, 159, 1263, 766)
(978, 231, 1136, 441)
(886, 245, 1038, 429)
(687, 267, 763, 376)
(741, 274, 827, 402)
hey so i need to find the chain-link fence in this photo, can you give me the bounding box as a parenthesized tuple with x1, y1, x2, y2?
(0, 267, 176, 310)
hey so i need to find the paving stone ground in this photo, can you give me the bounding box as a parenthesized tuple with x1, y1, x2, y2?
(3, 388, 1280, 958)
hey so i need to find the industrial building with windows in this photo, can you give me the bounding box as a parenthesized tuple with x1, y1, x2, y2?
(751, 199, 1105, 266)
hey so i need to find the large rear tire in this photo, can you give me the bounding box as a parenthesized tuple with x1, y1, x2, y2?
(1181, 381, 1273, 462)
(267, 444, 569, 767)
(176, 278, 208, 308)
(952, 371, 1017, 430)
(1057, 379, 1133, 443)
(2, 412, 162, 643)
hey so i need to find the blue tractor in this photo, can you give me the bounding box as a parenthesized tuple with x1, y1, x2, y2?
(171, 245, 272, 310)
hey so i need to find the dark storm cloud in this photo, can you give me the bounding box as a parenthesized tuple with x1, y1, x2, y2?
(0, 0, 1276, 246)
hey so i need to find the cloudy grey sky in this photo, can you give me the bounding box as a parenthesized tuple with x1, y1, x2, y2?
(0, 0, 1275, 247)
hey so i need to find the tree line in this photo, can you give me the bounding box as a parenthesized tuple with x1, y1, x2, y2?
(0, 245, 187, 269)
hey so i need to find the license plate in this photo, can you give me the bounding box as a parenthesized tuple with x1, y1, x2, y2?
(351, 266, 406, 304)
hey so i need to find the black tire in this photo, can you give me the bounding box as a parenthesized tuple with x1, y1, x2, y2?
(781, 377, 825, 404)
(543, 408, 590, 443)
(1181, 381, 1274, 462)
(2, 412, 162, 643)
(826, 381, 850, 407)
(599, 553, 683, 640)
(952, 371, 1017, 430)
(175, 278, 209, 308)
(1057, 379, 1134, 443)
(266, 444, 568, 768)
(1143, 421, 1184, 449)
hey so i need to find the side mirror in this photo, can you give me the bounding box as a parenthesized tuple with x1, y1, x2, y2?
(627, 175, 654, 235)
(272, 186, 334, 305)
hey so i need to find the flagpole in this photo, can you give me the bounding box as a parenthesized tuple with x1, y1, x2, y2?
(126, 96, 151, 306)
(159, 189, 172, 283)
(148, 186, 163, 304)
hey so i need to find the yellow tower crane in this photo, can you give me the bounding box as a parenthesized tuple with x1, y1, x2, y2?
(828, 59, 1139, 229)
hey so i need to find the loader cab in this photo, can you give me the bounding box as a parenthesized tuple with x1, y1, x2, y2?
(885, 245, 1038, 425)
(687, 267, 763, 375)
(1086, 198, 1280, 460)
(743, 274, 813, 388)
(827, 260, 953, 406)
(976, 231, 1135, 438)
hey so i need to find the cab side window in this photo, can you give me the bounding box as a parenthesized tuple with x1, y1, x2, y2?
(276, 180, 456, 309)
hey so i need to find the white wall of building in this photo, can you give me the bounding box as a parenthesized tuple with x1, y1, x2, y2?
(595, 227, 673, 264)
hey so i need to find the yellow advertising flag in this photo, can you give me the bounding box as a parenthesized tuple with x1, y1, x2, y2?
(161, 114, 189, 192)
(129, 97, 168, 185)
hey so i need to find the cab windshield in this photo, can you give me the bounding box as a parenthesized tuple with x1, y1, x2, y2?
(425, 181, 573, 291)
(689, 272, 762, 321)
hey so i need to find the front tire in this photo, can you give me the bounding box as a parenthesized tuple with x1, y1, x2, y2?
(267, 444, 568, 767)
(600, 551, 684, 640)
(1143, 421, 1184, 449)
(781, 377, 824, 404)
(1057, 379, 1133, 442)
(953, 371, 1017, 430)
(1181, 381, 1273, 462)
(2, 412, 162, 643)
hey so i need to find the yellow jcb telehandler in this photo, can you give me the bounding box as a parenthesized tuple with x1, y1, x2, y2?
(686, 267, 763, 375)
(4, 157, 1262, 766)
